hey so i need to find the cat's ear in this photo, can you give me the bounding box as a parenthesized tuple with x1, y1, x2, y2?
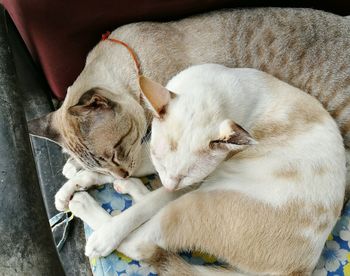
(139, 76, 175, 118)
(27, 112, 62, 145)
(210, 119, 257, 152)
(68, 88, 113, 116)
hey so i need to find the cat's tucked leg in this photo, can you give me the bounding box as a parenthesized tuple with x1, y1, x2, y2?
(116, 211, 249, 275)
(116, 208, 164, 260)
(69, 191, 111, 230)
(113, 178, 150, 202)
(115, 193, 198, 260)
(55, 170, 114, 211)
(62, 157, 83, 179)
(85, 186, 191, 258)
(116, 191, 317, 275)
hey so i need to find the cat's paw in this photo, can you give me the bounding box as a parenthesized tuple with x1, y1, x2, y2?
(62, 162, 79, 179)
(55, 187, 72, 211)
(85, 220, 123, 258)
(55, 170, 110, 212)
(69, 192, 111, 230)
(113, 178, 149, 202)
(68, 191, 93, 216)
(118, 236, 156, 260)
(62, 158, 82, 179)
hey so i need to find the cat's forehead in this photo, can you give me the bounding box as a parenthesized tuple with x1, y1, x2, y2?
(167, 94, 211, 121)
(153, 113, 213, 152)
(152, 116, 182, 143)
(151, 85, 221, 150)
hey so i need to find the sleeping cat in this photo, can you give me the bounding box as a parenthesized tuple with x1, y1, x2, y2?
(69, 64, 346, 275)
(28, 8, 350, 210)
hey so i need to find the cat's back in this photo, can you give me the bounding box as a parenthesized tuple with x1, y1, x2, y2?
(82, 7, 350, 146)
(176, 65, 347, 206)
(169, 64, 345, 164)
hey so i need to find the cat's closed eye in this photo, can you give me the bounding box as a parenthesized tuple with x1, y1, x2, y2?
(111, 152, 120, 166)
(98, 156, 107, 162)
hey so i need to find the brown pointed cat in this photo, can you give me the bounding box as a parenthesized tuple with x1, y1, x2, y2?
(28, 8, 350, 205)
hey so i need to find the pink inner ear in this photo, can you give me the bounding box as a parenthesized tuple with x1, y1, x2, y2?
(139, 75, 170, 116)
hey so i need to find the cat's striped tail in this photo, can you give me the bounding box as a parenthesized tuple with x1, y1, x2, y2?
(147, 248, 245, 276)
(147, 247, 313, 275)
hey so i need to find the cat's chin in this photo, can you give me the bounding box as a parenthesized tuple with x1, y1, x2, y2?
(163, 181, 202, 192)
(161, 182, 176, 191)
(162, 181, 192, 192)
(164, 186, 186, 192)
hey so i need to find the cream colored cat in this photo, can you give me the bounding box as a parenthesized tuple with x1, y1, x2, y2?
(28, 8, 350, 211)
(69, 64, 346, 275)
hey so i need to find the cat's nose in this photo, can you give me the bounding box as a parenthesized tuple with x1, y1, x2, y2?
(110, 168, 129, 179)
(164, 176, 181, 191)
(120, 169, 129, 179)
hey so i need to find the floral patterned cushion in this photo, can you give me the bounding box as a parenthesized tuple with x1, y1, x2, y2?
(84, 178, 350, 276)
(314, 201, 350, 276)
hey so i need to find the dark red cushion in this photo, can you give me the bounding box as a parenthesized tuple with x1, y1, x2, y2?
(1, 0, 349, 100)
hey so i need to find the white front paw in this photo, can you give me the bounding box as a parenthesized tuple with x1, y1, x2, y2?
(69, 191, 111, 230)
(62, 159, 80, 179)
(118, 237, 155, 260)
(113, 178, 149, 201)
(85, 221, 123, 258)
(55, 187, 73, 211)
(55, 170, 101, 212)
(113, 179, 134, 194)
(68, 191, 92, 215)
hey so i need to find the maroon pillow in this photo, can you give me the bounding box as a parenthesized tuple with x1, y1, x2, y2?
(1, 0, 349, 100)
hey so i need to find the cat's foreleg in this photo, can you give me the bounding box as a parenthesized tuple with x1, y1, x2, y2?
(69, 178, 151, 228)
(68, 178, 152, 229)
(116, 205, 166, 260)
(84, 186, 190, 258)
(55, 170, 114, 211)
(69, 191, 111, 230)
(114, 193, 199, 261)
